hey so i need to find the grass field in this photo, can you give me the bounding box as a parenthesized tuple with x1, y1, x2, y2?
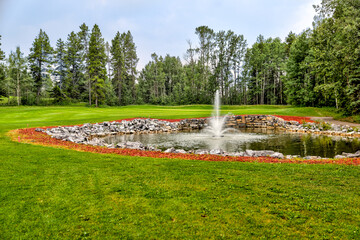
(1, 105, 360, 239)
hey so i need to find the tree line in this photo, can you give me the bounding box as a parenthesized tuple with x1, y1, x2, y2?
(0, 23, 138, 107)
(0, 0, 359, 114)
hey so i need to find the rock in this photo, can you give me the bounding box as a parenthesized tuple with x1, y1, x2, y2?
(124, 141, 144, 150)
(227, 152, 245, 157)
(35, 128, 44, 132)
(164, 147, 176, 153)
(209, 149, 224, 155)
(334, 155, 345, 159)
(303, 156, 321, 160)
(341, 151, 360, 158)
(254, 150, 275, 157)
(245, 149, 254, 157)
(347, 153, 360, 158)
(175, 149, 187, 154)
(195, 149, 209, 155)
(269, 152, 284, 159)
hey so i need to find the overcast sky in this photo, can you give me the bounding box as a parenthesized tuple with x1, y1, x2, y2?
(0, 0, 321, 69)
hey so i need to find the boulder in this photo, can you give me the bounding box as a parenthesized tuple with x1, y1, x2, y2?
(270, 152, 284, 159)
(164, 147, 176, 153)
(195, 149, 209, 155)
(209, 149, 224, 155)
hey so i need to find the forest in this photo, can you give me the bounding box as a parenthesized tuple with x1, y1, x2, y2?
(0, 0, 359, 115)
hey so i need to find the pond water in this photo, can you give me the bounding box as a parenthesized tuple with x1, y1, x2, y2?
(104, 129, 360, 158)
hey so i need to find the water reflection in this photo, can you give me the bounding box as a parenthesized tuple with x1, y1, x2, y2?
(104, 129, 360, 158)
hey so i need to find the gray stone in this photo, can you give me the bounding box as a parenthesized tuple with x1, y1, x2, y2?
(245, 149, 254, 157)
(175, 149, 187, 154)
(164, 147, 176, 153)
(270, 152, 284, 159)
(303, 156, 321, 160)
(209, 149, 224, 155)
(195, 149, 209, 155)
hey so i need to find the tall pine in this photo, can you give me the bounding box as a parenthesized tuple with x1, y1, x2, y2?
(64, 31, 82, 99)
(54, 38, 66, 89)
(8, 47, 27, 105)
(28, 29, 53, 104)
(0, 35, 6, 97)
(88, 24, 107, 107)
(78, 23, 91, 105)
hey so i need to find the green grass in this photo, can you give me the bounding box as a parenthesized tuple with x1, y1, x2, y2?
(1, 105, 360, 239)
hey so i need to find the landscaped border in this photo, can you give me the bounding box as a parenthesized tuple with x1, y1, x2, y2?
(8, 115, 360, 165)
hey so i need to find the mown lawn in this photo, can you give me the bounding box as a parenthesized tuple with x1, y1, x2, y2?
(0, 105, 359, 239)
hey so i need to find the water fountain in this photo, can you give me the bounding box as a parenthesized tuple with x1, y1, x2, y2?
(205, 90, 231, 137)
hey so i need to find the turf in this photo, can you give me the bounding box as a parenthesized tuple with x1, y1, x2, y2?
(0, 105, 359, 239)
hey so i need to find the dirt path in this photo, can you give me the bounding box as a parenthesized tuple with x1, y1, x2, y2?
(310, 117, 360, 127)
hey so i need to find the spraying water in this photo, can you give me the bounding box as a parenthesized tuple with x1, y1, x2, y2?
(206, 90, 229, 137)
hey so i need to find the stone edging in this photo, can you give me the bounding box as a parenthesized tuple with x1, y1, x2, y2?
(34, 115, 360, 160)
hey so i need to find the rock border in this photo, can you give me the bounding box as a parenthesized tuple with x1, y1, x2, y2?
(35, 115, 360, 160)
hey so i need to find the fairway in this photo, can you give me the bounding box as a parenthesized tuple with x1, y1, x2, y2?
(1, 105, 359, 239)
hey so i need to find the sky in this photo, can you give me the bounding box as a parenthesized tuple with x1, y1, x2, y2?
(0, 0, 321, 69)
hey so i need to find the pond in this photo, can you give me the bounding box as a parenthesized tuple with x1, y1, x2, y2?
(104, 129, 360, 158)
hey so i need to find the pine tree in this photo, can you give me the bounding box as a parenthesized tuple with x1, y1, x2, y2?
(110, 32, 125, 105)
(78, 23, 91, 105)
(123, 31, 138, 102)
(88, 24, 107, 107)
(8, 47, 26, 105)
(0, 35, 6, 97)
(54, 38, 66, 89)
(64, 31, 82, 99)
(28, 29, 53, 104)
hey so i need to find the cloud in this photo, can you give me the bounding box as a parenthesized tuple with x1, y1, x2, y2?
(289, 0, 321, 34)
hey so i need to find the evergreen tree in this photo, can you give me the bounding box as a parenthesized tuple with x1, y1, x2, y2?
(88, 24, 107, 107)
(284, 30, 317, 106)
(110, 31, 138, 105)
(0, 35, 6, 97)
(54, 38, 66, 89)
(64, 31, 82, 99)
(123, 31, 138, 102)
(110, 31, 125, 105)
(51, 85, 67, 104)
(78, 23, 91, 104)
(28, 29, 53, 104)
(8, 47, 27, 105)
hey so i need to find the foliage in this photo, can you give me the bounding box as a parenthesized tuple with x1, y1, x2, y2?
(51, 85, 68, 104)
(243, 35, 286, 105)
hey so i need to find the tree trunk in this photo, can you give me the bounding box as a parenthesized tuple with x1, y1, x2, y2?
(88, 79, 91, 106)
(17, 70, 20, 106)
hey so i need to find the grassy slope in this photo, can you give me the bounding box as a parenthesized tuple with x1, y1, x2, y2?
(0, 105, 359, 239)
